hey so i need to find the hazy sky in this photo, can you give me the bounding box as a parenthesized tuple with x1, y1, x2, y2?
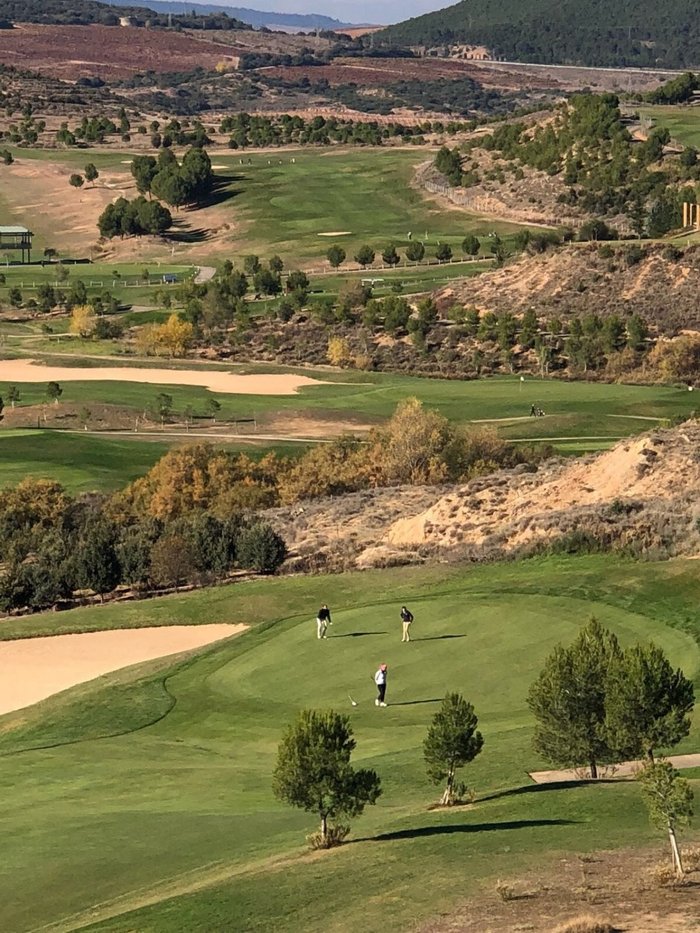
(242, 0, 450, 25)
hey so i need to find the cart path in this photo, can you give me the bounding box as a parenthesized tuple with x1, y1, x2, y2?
(530, 752, 700, 783)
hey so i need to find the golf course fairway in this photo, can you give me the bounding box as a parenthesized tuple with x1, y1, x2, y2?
(0, 556, 699, 932)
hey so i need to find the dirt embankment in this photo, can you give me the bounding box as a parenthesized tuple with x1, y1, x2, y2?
(436, 244, 700, 333)
(268, 422, 700, 570)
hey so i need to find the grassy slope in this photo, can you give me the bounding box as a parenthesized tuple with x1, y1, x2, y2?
(0, 372, 696, 439)
(0, 431, 170, 492)
(637, 105, 700, 149)
(0, 374, 696, 489)
(184, 149, 537, 263)
(0, 557, 699, 932)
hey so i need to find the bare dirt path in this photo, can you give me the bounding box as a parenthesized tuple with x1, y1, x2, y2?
(194, 266, 216, 284)
(530, 753, 700, 783)
(0, 624, 245, 715)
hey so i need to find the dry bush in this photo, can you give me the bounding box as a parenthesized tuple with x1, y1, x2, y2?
(306, 824, 349, 849)
(550, 916, 616, 933)
(681, 845, 700, 873)
(648, 861, 689, 888)
(494, 879, 517, 901)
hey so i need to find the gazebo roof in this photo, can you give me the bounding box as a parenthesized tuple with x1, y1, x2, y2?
(0, 226, 31, 234)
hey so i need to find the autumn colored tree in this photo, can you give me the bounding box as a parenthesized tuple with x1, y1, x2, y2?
(69, 305, 96, 338)
(327, 336, 352, 368)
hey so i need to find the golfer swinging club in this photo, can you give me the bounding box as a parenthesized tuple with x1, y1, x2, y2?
(316, 604, 332, 639)
(374, 663, 388, 707)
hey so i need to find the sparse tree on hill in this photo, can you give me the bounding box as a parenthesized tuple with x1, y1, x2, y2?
(528, 618, 622, 778)
(7, 385, 20, 408)
(462, 234, 480, 256)
(381, 244, 400, 267)
(435, 242, 453, 263)
(354, 245, 375, 269)
(638, 760, 694, 880)
(269, 255, 284, 274)
(326, 244, 346, 268)
(154, 392, 173, 424)
(205, 398, 221, 421)
(273, 709, 382, 848)
(405, 241, 425, 262)
(424, 693, 484, 805)
(606, 642, 694, 764)
(46, 381, 62, 406)
(84, 163, 99, 187)
(244, 255, 261, 276)
(69, 173, 84, 189)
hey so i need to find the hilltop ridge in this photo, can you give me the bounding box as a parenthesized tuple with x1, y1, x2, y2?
(378, 0, 700, 69)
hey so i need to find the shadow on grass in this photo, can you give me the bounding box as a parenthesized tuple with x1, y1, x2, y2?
(166, 222, 210, 244)
(390, 698, 442, 706)
(194, 173, 244, 209)
(333, 631, 388, 638)
(480, 779, 619, 803)
(373, 819, 579, 842)
(416, 634, 467, 641)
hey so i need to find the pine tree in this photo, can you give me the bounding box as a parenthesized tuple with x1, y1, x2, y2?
(528, 618, 622, 778)
(606, 643, 694, 763)
(273, 710, 382, 848)
(424, 693, 484, 805)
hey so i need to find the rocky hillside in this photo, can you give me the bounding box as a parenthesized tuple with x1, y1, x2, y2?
(436, 244, 700, 333)
(268, 421, 700, 570)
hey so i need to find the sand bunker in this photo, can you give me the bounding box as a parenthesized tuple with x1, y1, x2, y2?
(0, 623, 244, 715)
(318, 231, 352, 236)
(0, 360, 331, 395)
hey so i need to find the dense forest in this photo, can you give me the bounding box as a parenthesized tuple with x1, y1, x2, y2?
(0, 0, 250, 29)
(378, 0, 700, 69)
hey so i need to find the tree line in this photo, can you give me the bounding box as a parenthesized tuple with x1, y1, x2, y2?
(0, 477, 286, 614)
(435, 93, 699, 237)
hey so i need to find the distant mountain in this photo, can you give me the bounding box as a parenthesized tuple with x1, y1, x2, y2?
(103, 0, 352, 30)
(377, 0, 700, 69)
(0, 0, 250, 29)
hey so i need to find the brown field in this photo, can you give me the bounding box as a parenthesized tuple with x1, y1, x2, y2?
(0, 155, 237, 260)
(0, 23, 243, 80)
(264, 56, 560, 91)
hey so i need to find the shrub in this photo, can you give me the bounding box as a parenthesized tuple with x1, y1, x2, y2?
(237, 522, 287, 574)
(551, 918, 616, 933)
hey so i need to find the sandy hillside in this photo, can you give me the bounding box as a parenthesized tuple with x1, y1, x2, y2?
(0, 623, 244, 715)
(1, 156, 236, 261)
(436, 244, 700, 333)
(269, 422, 700, 568)
(0, 359, 333, 395)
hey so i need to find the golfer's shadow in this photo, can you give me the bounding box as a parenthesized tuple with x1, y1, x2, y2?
(416, 634, 467, 641)
(390, 698, 442, 707)
(333, 631, 388, 638)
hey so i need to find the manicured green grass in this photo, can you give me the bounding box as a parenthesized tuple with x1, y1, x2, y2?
(221, 148, 540, 263)
(0, 429, 306, 494)
(0, 556, 699, 932)
(0, 261, 193, 305)
(0, 369, 695, 467)
(0, 430, 170, 492)
(637, 105, 700, 148)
